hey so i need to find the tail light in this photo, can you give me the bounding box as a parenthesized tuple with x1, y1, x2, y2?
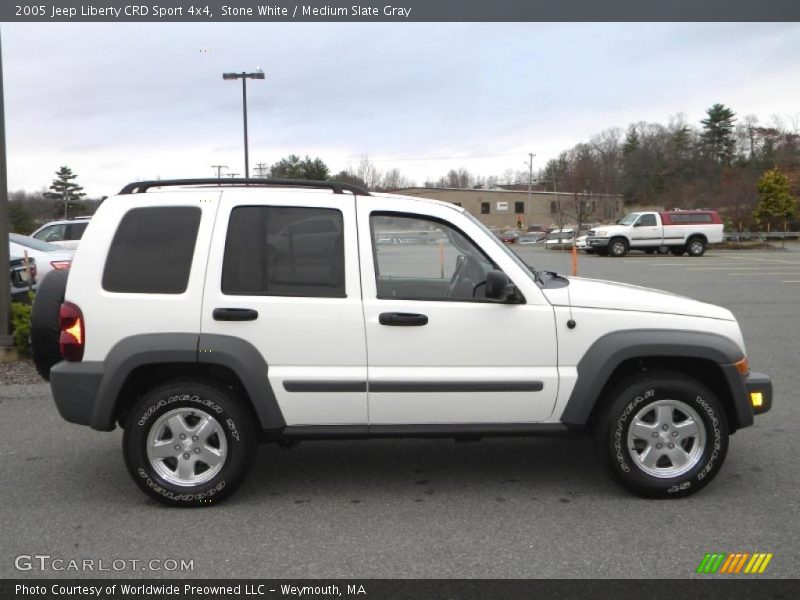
(50, 260, 72, 270)
(59, 302, 84, 361)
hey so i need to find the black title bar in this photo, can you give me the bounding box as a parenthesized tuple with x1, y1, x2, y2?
(3, 0, 800, 22)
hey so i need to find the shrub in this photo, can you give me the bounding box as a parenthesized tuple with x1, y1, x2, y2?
(10, 294, 34, 356)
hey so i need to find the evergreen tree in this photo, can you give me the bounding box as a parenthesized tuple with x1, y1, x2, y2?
(701, 103, 737, 163)
(753, 168, 797, 231)
(43, 166, 86, 219)
(268, 155, 329, 180)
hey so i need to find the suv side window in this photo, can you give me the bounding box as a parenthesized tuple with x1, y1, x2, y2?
(222, 206, 345, 298)
(102, 207, 201, 294)
(637, 214, 657, 227)
(67, 221, 89, 240)
(34, 224, 66, 243)
(371, 213, 497, 302)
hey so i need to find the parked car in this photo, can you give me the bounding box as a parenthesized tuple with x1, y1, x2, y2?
(8, 255, 36, 301)
(30, 217, 91, 250)
(518, 232, 547, 245)
(526, 224, 545, 233)
(498, 230, 520, 244)
(9, 233, 73, 283)
(574, 234, 595, 254)
(32, 178, 772, 506)
(545, 228, 575, 250)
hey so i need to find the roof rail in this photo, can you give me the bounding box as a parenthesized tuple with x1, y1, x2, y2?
(118, 178, 372, 196)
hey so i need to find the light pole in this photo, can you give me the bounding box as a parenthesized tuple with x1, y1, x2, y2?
(222, 70, 264, 178)
(0, 29, 14, 358)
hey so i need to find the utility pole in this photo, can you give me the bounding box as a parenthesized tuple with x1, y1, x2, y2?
(0, 30, 14, 359)
(527, 152, 535, 219)
(253, 162, 268, 178)
(211, 165, 228, 179)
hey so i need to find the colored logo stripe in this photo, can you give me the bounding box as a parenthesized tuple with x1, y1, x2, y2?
(697, 552, 773, 574)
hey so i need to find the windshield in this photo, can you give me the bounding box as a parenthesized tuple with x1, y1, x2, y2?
(9, 233, 62, 252)
(464, 212, 536, 281)
(618, 213, 641, 226)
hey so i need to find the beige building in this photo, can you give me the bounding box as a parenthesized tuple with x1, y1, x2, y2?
(394, 187, 624, 230)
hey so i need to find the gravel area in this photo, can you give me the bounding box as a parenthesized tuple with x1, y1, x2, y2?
(0, 358, 45, 386)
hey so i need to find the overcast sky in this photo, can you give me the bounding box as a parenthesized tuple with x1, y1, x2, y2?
(2, 22, 799, 197)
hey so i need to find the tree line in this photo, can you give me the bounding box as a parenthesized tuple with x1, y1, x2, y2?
(8, 104, 798, 234)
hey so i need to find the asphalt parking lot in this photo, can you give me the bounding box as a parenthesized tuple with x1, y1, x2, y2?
(1, 246, 798, 579)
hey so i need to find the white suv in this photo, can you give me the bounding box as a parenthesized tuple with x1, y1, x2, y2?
(33, 179, 772, 506)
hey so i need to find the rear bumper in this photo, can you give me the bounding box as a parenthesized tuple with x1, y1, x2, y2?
(745, 372, 772, 415)
(49, 361, 105, 428)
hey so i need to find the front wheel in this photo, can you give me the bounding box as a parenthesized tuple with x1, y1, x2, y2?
(123, 380, 256, 507)
(608, 237, 628, 257)
(594, 371, 729, 498)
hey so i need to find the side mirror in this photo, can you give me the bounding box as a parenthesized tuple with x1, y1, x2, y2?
(485, 270, 517, 303)
(633, 221, 642, 227)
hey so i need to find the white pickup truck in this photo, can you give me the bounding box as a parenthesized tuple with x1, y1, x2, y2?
(587, 210, 724, 257)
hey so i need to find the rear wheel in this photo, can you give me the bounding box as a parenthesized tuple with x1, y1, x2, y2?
(687, 236, 706, 257)
(594, 371, 729, 498)
(123, 379, 256, 507)
(608, 237, 628, 257)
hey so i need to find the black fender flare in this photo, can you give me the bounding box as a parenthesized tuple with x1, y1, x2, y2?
(560, 329, 752, 429)
(91, 333, 285, 431)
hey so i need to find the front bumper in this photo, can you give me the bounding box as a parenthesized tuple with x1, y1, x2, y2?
(587, 237, 610, 248)
(745, 372, 772, 415)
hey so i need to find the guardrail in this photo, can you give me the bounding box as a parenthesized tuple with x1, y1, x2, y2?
(724, 232, 800, 242)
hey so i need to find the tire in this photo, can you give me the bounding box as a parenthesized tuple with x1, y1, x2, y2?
(670, 248, 686, 256)
(608, 237, 628, 257)
(30, 269, 69, 381)
(657, 246, 670, 255)
(593, 371, 729, 498)
(687, 236, 706, 257)
(123, 379, 256, 507)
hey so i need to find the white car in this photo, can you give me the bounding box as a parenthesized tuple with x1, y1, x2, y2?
(31, 217, 91, 250)
(31, 178, 771, 506)
(9, 233, 73, 283)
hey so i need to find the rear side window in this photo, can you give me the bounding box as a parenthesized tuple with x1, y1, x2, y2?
(67, 221, 89, 240)
(103, 207, 201, 294)
(668, 213, 713, 223)
(222, 206, 345, 298)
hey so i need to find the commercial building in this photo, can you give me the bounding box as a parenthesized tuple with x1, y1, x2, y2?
(394, 187, 624, 229)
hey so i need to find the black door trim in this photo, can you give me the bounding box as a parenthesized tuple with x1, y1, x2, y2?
(283, 381, 543, 393)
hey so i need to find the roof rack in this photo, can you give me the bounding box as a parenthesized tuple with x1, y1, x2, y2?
(118, 178, 372, 196)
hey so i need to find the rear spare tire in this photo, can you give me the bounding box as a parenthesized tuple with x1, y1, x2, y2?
(30, 269, 69, 381)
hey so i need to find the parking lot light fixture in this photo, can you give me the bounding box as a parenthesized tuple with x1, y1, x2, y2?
(222, 70, 265, 179)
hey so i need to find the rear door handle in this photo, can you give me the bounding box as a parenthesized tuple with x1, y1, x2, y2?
(379, 312, 428, 326)
(213, 308, 259, 321)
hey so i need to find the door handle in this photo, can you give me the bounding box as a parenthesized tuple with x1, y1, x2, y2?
(379, 312, 428, 326)
(213, 308, 259, 321)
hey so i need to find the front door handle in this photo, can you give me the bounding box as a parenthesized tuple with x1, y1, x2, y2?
(379, 312, 428, 326)
(213, 308, 259, 321)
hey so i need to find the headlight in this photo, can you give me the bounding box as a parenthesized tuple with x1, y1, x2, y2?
(595, 230, 608, 237)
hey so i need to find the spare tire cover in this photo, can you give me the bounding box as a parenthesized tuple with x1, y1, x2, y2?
(30, 269, 69, 381)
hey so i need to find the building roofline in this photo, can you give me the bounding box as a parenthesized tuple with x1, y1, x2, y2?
(394, 187, 623, 198)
